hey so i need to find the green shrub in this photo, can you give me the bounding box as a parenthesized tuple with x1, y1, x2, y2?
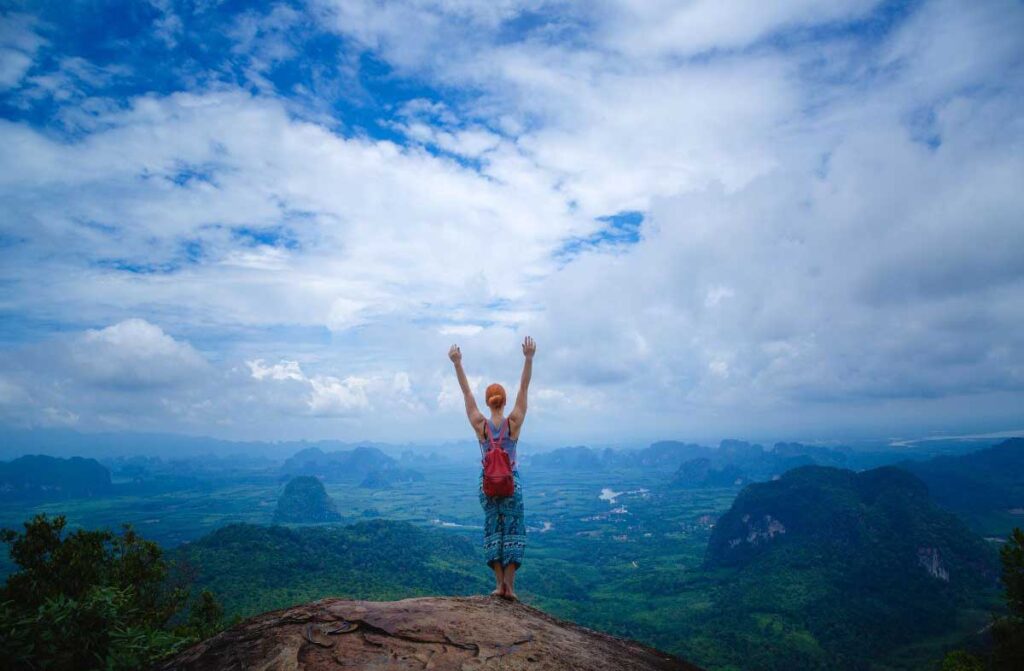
(0, 514, 224, 670)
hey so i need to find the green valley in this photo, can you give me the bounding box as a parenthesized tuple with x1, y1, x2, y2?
(1, 438, 1019, 670)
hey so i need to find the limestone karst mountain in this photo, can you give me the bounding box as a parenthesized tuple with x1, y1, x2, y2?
(158, 595, 704, 670)
(699, 465, 998, 667)
(273, 476, 342, 524)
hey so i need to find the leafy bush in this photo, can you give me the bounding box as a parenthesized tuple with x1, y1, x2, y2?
(0, 514, 224, 670)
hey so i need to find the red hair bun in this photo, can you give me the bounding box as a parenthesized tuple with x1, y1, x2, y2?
(485, 383, 506, 409)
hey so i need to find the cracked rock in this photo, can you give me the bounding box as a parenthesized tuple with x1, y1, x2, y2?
(157, 595, 704, 671)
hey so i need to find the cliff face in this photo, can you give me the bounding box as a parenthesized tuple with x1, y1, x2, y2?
(159, 595, 703, 671)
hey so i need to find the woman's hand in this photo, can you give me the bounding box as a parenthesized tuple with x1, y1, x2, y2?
(448, 344, 462, 364)
(521, 336, 536, 359)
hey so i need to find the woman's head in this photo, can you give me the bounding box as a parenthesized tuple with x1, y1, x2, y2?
(485, 383, 506, 410)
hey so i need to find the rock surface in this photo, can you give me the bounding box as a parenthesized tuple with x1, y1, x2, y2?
(159, 595, 703, 670)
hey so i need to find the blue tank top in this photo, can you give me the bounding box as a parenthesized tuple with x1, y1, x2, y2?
(479, 417, 518, 466)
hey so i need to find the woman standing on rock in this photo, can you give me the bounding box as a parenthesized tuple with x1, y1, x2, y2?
(448, 336, 535, 601)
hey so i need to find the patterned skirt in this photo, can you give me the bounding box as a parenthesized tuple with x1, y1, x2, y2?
(478, 469, 526, 568)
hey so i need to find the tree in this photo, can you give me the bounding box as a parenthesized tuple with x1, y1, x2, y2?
(992, 528, 1024, 669)
(940, 650, 984, 671)
(0, 514, 223, 671)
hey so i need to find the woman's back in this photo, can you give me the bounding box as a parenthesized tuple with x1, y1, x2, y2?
(479, 417, 518, 465)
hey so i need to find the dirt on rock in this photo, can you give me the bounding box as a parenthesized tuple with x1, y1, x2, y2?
(158, 595, 704, 671)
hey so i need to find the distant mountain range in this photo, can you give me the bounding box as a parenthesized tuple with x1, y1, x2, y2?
(2, 425, 1008, 462)
(901, 437, 1024, 515)
(0, 454, 111, 499)
(279, 446, 424, 485)
(525, 439, 850, 480)
(0, 427, 426, 460)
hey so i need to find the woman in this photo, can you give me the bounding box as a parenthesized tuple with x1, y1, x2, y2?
(448, 336, 535, 601)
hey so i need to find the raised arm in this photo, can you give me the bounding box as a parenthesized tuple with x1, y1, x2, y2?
(448, 344, 485, 437)
(508, 336, 535, 437)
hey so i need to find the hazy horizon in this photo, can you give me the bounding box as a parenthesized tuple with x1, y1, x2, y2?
(2, 424, 1021, 463)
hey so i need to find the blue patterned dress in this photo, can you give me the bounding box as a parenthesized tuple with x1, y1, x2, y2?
(478, 417, 525, 568)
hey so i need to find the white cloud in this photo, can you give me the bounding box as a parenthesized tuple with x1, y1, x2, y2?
(599, 0, 883, 58)
(439, 324, 484, 336)
(247, 359, 305, 381)
(0, 89, 578, 337)
(72, 319, 210, 390)
(308, 374, 371, 415)
(0, 13, 46, 89)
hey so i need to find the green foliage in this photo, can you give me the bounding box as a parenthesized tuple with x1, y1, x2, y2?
(1000, 528, 1024, 618)
(937, 528, 1024, 671)
(0, 514, 225, 670)
(991, 528, 1024, 669)
(273, 476, 342, 523)
(698, 466, 998, 670)
(940, 650, 985, 671)
(1, 457, 1009, 671)
(178, 519, 489, 617)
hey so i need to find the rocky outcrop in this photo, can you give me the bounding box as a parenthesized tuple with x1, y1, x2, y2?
(917, 547, 951, 581)
(159, 595, 703, 670)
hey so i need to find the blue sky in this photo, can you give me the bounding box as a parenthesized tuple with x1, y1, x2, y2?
(0, 0, 1022, 446)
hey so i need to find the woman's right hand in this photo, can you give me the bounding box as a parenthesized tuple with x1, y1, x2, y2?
(521, 336, 536, 359)
(448, 344, 462, 364)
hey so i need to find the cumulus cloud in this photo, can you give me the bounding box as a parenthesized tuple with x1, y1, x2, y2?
(246, 358, 371, 415)
(71, 319, 210, 390)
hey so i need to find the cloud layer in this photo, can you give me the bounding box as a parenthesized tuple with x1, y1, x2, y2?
(0, 0, 1022, 444)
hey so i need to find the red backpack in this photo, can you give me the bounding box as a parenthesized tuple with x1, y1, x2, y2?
(482, 418, 515, 498)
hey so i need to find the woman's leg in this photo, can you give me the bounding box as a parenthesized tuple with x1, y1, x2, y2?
(500, 474, 524, 600)
(490, 561, 506, 596)
(502, 562, 518, 600)
(482, 476, 510, 596)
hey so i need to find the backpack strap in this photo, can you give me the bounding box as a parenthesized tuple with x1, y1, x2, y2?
(484, 418, 508, 452)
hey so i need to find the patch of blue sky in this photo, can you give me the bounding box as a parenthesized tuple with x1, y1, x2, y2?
(906, 105, 942, 149)
(767, 0, 920, 51)
(185, 322, 335, 355)
(92, 236, 204, 275)
(94, 258, 182, 275)
(348, 51, 484, 140)
(167, 163, 221, 188)
(554, 210, 645, 264)
(180, 238, 203, 263)
(0, 0, 479, 150)
(0, 231, 28, 248)
(231, 225, 299, 250)
(493, 6, 593, 49)
(0, 311, 91, 345)
(74, 218, 120, 236)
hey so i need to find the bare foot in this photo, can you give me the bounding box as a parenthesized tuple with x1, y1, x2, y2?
(490, 586, 503, 597)
(501, 585, 517, 601)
